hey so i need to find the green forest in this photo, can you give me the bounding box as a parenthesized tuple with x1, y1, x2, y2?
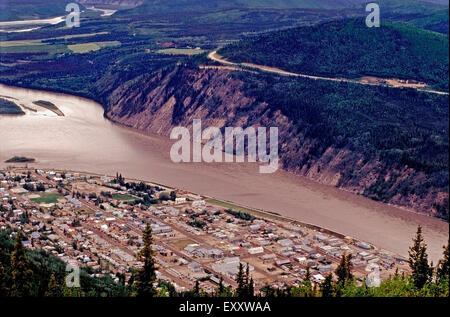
(219, 19, 449, 90)
(227, 69, 449, 218)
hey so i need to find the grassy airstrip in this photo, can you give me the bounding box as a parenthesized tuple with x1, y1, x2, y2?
(68, 41, 120, 53)
(157, 48, 204, 55)
(0, 32, 119, 55)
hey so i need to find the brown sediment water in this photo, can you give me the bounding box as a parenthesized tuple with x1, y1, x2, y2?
(0, 83, 448, 262)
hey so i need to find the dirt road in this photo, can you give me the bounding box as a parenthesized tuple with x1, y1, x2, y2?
(207, 51, 448, 95)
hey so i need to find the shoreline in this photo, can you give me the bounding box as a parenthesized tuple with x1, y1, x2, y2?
(0, 165, 408, 260)
(0, 83, 447, 263)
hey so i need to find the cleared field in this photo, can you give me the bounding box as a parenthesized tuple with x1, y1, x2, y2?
(68, 41, 120, 53)
(157, 48, 204, 55)
(112, 193, 137, 201)
(56, 32, 109, 40)
(0, 40, 42, 47)
(169, 238, 198, 249)
(0, 43, 68, 55)
(31, 192, 60, 204)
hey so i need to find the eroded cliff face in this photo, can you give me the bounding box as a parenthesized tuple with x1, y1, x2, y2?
(104, 65, 449, 219)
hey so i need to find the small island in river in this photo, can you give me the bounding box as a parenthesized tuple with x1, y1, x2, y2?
(5, 156, 36, 163)
(0, 97, 24, 115)
(32, 100, 64, 116)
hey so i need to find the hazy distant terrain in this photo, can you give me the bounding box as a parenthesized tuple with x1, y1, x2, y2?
(220, 19, 449, 89)
(0, 0, 448, 219)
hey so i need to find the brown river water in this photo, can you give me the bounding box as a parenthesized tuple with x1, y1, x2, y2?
(0, 84, 448, 262)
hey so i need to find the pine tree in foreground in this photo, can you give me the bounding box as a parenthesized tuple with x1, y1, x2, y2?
(235, 263, 254, 297)
(236, 262, 245, 297)
(134, 223, 157, 297)
(436, 241, 449, 283)
(45, 273, 63, 297)
(0, 262, 8, 296)
(408, 226, 433, 289)
(10, 232, 33, 296)
(335, 253, 353, 285)
(320, 273, 334, 297)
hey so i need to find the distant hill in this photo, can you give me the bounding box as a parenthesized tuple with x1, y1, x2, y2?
(120, 0, 448, 13)
(420, 0, 449, 4)
(117, 0, 449, 34)
(77, 0, 143, 8)
(219, 19, 449, 90)
(0, 0, 72, 21)
(118, 0, 370, 15)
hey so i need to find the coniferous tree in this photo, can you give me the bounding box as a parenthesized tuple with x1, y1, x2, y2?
(45, 274, 63, 297)
(245, 264, 250, 289)
(335, 253, 353, 285)
(320, 273, 334, 297)
(134, 223, 157, 297)
(0, 263, 8, 296)
(311, 282, 318, 297)
(436, 241, 449, 283)
(334, 253, 353, 297)
(235, 263, 254, 297)
(10, 232, 33, 296)
(305, 264, 311, 282)
(248, 277, 254, 297)
(218, 276, 224, 295)
(236, 262, 245, 297)
(193, 280, 200, 297)
(345, 254, 353, 280)
(216, 276, 234, 297)
(408, 226, 433, 289)
(127, 270, 136, 296)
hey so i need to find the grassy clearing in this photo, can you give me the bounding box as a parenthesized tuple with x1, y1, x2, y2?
(0, 43, 68, 55)
(56, 32, 109, 40)
(68, 41, 120, 53)
(169, 238, 198, 249)
(157, 48, 204, 55)
(31, 192, 60, 204)
(112, 193, 137, 201)
(0, 39, 42, 47)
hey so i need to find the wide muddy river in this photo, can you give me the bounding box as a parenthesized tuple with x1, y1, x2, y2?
(0, 84, 448, 262)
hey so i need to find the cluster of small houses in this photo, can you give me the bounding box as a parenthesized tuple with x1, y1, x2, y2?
(0, 170, 404, 290)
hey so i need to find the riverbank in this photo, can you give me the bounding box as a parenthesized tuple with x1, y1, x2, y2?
(0, 83, 448, 263)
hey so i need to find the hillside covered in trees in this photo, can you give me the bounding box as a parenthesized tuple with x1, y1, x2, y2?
(219, 19, 449, 90)
(105, 55, 449, 219)
(0, 228, 128, 296)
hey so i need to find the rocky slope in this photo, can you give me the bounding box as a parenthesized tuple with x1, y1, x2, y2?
(104, 64, 449, 220)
